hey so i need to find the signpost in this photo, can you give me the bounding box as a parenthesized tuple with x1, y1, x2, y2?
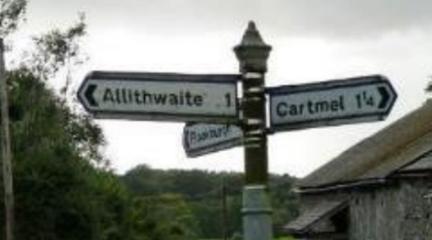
(183, 123, 243, 158)
(269, 75, 397, 131)
(234, 22, 273, 240)
(77, 21, 399, 240)
(78, 71, 239, 123)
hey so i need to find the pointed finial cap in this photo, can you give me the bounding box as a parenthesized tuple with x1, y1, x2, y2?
(239, 21, 267, 47)
(234, 21, 271, 73)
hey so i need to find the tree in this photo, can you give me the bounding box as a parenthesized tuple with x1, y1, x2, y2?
(25, 13, 87, 97)
(270, 174, 299, 237)
(129, 194, 200, 240)
(5, 68, 124, 240)
(0, 0, 27, 37)
(122, 165, 299, 239)
(0, 8, 134, 240)
(2, 10, 203, 239)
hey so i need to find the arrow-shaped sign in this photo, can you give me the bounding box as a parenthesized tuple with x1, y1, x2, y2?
(84, 84, 98, 107)
(268, 75, 397, 132)
(78, 71, 239, 123)
(183, 123, 243, 158)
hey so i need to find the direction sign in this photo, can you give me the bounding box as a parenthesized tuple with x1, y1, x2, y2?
(269, 75, 397, 131)
(78, 71, 239, 123)
(183, 123, 243, 157)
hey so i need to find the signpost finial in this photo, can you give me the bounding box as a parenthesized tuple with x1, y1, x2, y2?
(234, 21, 271, 73)
(240, 21, 265, 47)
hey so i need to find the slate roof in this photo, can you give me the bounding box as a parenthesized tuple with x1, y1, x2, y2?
(400, 151, 432, 172)
(298, 100, 432, 190)
(284, 200, 348, 235)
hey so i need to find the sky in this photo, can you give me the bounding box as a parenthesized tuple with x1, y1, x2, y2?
(8, 0, 432, 177)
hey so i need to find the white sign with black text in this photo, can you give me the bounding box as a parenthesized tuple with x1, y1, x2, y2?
(183, 123, 243, 157)
(78, 71, 239, 123)
(269, 75, 397, 131)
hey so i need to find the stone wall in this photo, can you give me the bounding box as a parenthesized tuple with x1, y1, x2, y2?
(299, 178, 432, 240)
(349, 178, 432, 240)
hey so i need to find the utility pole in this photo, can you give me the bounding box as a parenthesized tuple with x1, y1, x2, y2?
(222, 178, 228, 240)
(234, 22, 273, 240)
(0, 39, 14, 240)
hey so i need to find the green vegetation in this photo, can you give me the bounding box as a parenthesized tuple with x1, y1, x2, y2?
(121, 165, 299, 239)
(0, 1, 299, 239)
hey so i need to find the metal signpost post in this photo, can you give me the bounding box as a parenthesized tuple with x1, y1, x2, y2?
(234, 22, 273, 240)
(269, 75, 397, 131)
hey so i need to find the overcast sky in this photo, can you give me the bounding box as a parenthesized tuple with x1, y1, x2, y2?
(9, 0, 432, 177)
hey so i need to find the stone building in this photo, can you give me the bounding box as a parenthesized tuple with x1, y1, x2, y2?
(284, 101, 432, 240)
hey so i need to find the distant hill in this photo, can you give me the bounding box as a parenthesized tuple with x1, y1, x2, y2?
(121, 164, 299, 239)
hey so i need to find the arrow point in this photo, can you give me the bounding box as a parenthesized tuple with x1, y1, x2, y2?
(378, 86, 390, 109)
(85, 84, 98, 107)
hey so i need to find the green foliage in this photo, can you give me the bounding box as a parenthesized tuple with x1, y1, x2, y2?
(122, 165, 299, 239)
(130, 194, 200, 240)
(3, 68, 129, 240)
(8, 69, 105, 164)
(270, 174, 299, 237)
(29, 14, 86, 82)
(1, 11, 142, 240)
(6, 68, 209, 240)
(0, 7, 209, 239)
(0, 0, 27, 37)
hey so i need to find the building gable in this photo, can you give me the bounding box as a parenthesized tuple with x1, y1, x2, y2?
(298, 101, 432, 190)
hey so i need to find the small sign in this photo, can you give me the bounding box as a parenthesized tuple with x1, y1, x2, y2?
(183, 123, 243, 157)
(78, 71, 239, 123)
(269, 75, 397, 131)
